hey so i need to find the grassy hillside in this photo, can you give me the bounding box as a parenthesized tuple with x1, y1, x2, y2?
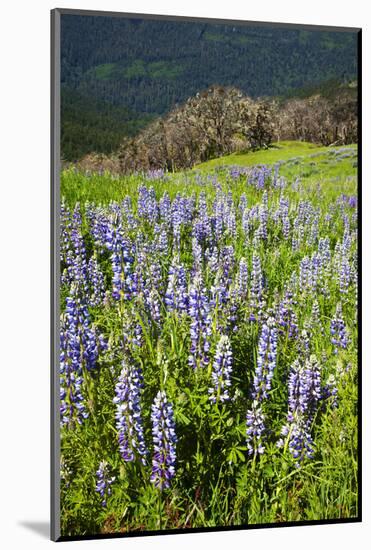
(196, 141, 357, 180)
(62, 142, 357, 205)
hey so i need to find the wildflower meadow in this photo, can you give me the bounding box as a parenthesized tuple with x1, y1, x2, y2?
(59, 143, 359, 536)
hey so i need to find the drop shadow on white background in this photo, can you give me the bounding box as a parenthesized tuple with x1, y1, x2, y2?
(18, 522, 50, 539)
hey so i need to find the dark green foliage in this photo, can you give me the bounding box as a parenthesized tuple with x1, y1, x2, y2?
(61, 15, 358, 160)
(61, 88, 156, 161)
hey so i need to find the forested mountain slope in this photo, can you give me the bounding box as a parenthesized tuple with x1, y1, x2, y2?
(61, 14, 358, 160)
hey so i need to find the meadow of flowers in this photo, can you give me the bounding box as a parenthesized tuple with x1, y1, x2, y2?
(59, 149, 358, 536)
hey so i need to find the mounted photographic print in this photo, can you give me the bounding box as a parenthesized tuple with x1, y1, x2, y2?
(51, 8, 361, 541)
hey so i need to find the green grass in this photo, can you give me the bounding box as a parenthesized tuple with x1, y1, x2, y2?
(62, 142, 357, 207)
(195, 141, 357, 173)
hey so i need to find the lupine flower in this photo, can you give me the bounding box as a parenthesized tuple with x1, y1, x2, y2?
(246, 402, 266, 456)
(87, 255, 105, 307)
(245, 317, 277, 456)
(113, 358, 148, 464)
(154, 223, 168, 255)
(209, 335, 233, 404)
(236, 258, 249, 299)
(330, 303, 349, 353)
(122, 196, 138, 231)
(95, 461, 115, 507)
(60, 292, 100, 427)
(299, 256, 312, 294)
(105, 214, 135, 301)
(339, 256, 351, 294)
(278, 355, 321, 466)
(159, 192, 172, 224)
(250, 253, 264, 321)
(252, 317, 278, 401)
(277, 288, 298, 339)
(258, 191, 268, 240)
(165, 256, 188, 313)
(239, 193, 247, 213)
(138, 185, 158, 222)
(150, 391, 177, 490)
(192, 237, 203, 273)
(209, 246, 234, 312)
(61, 204, 89, 293)
(145, 289, 162, 327)
(188, 273, 212, 369)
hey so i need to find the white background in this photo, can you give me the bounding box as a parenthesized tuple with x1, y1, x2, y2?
(0, 0, 368, 548)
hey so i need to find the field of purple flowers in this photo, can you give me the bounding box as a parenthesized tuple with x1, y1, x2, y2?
(59, 147, 358, 536)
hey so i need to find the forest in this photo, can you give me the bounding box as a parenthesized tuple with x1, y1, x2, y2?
(61, 15, 358, 161)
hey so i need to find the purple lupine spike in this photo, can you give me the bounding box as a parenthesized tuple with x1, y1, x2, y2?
(246, 402, 266, 456)
(149, 259, 163, 292)
(62, 203, 89, 294)
(278, 355, 321, 466)
(188, 272, 212, 369)
(150, 391, 177, 490)
(132, 323, 143, 348)
(213, 196, 224, 243)
(121, 196, 137, 231)
(308, 215, 319, 246)
(282, 215, 290, 239)
(307, 299, 323, 335)
(192, 237, 203, 274)
(146, 289, 162, 327)
(239, 193, 247, 213)
(221, 246, 235, 283)
(193, 194, 212, 246)
(242, 207, 251, 237)
(138, 185, 158, 223)
(113, 358, 148, 464)
(60, 291, 100, 427)
(236, 258, 249, 299)
(258, 191, 268, 240)
(208, 335, 233, 404)
(226, 288, 239, 333)
(60, 319, 88, 428)
(299, 256, 312, 294)
(252, 317, 278, 401)
(95, 461, 115, 507)
(206, 247, 219, 275)
(87, 255, 105, 307)
(105, 212, 135, 301)
(159, 192, 172, 225)
(211, 246, 234, 310)
(339, 256, 351, 294)
(330, 303, 349, 353)
(165, 256, 188, 314)
(277, 286, 298, 339)
(154, 223, 168, 255)
(121, 310, 143, 350)
(245, 317, 277, 457)
(226, 206, 237, 239)
(249, 253, 264, 321)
